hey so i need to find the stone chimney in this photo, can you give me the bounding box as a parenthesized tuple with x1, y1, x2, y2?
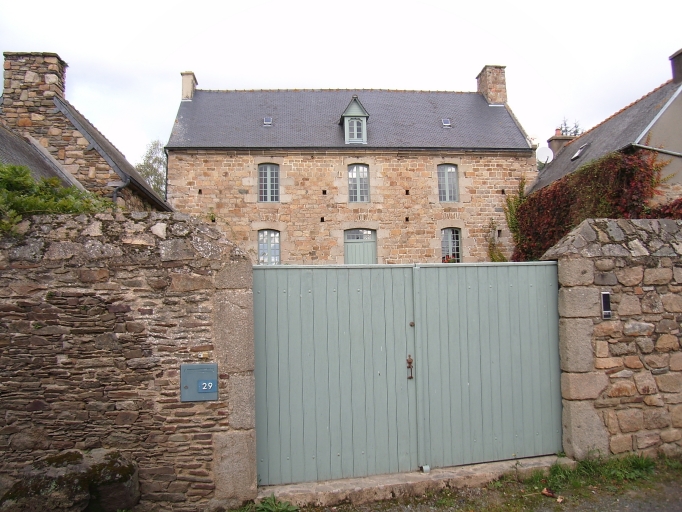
(547, 128, 577, 157)
(181, 72, 198, 100)
(2, 52, 68, 131)
(476, 65, 507, 104)
(670, 48, 682, 84)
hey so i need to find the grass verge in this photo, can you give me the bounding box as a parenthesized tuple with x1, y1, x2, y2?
(296, 454, 682, 512)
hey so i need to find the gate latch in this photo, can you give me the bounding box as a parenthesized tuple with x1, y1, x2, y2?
(406, 355, 414, 380)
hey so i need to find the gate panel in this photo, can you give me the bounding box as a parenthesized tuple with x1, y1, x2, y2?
(254, 266, 418, 486)
(414, 263, 561, 469)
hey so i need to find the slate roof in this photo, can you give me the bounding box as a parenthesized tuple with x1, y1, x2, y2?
(530, 80, 682, 193)
(53, 97, 173, 211)
(0, 123, 83, 188)
(166, 90, 531, 151)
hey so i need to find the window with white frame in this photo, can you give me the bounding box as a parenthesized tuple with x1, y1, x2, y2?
(348, 164, 369, 202)
(437, 164, 459, 202)
(348, 118, 364, 143)
(258, 229, 280, 265)
(258, 163, 279, 202)
(441, 228, 461, 263)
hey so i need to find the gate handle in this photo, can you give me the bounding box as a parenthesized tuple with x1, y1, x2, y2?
(407, 355, 414, 380)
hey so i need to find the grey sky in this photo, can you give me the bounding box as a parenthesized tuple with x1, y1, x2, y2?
(1, 0, 680, 165)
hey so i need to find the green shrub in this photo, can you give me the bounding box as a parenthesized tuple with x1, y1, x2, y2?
(0, 164, 110, 233)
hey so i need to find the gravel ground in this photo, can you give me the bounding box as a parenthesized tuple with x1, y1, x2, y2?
(535, 480, 682, 511)
(305, 472, 682, 512)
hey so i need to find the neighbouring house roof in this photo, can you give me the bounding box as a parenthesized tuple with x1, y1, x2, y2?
(53, 97, 173, 212)
(166, 89, 532, 151)
(530, 81, 682, 193)
(0, 123, 84, 189)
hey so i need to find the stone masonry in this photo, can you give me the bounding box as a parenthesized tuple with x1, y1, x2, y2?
(475, 65, 507, 105)
(167, 150, 536, 264)
(543, 219, 682, 460)
(0, 213, 256, 511)
(2, 52, 152, 211)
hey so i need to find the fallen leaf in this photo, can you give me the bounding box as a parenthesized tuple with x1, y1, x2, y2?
(541, 488, 557, 498)
(557, 496, 565, 503)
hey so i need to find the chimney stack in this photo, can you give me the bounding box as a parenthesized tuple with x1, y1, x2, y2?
(670, 48, 682, 84)
(476, 65, 507, 104)
(2, 52, 68, 132)
(181, 72, 198, 100)
(547, 129, 577, 158)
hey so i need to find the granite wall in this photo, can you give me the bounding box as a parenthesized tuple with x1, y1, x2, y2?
(544, 219, 682, 459)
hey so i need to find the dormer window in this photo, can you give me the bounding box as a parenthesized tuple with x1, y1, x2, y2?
(348, 118, 363, 142)
(340, 95, 369, 145)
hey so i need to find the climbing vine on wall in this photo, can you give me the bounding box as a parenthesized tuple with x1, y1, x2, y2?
(512, 149, 667, 261)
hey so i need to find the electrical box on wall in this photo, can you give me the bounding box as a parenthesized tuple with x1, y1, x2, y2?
(601, 291, 612, 319)
(180, 363, 219, 402)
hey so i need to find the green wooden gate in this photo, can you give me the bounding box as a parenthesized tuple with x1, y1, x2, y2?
(253, 263, 560, 486)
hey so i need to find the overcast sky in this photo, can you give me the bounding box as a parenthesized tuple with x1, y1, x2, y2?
(1, 0, 680, 165)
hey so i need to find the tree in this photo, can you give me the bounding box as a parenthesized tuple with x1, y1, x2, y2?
(135, 140, 166, 198)
(559, 118, 583, 137)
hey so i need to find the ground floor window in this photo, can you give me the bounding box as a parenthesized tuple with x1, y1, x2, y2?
(441, 228, 461, 263)
(258, 229, 280, 265)
(344, 229, 377, 264)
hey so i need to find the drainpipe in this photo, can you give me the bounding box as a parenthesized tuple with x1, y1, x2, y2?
(112, 174, 131, 206)
(630, 144, 682, 158)
(164, 147, 169, 201)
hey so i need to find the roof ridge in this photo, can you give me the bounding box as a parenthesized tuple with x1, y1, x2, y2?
(195, 88, 476, 94)
(564, 79, 674, 148)
(56, 97, 131, 162)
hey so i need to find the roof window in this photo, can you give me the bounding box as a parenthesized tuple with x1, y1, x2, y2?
(442, 118, 452, 128)
(340, 95, 369, 144)
(263, 117, 273, 127)
(571, 143, 589, 161)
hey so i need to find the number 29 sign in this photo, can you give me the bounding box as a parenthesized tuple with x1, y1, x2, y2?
(198, 380, 217, 393)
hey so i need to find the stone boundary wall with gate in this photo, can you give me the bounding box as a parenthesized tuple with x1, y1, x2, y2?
(543, 219, 682, 460)
(0, 212, 256, 511)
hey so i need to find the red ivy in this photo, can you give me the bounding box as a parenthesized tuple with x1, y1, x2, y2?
(513, 149, 667, 261)
(645, 198, 682, 219)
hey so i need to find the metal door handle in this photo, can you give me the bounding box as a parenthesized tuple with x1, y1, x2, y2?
(407, 355, 414, 379)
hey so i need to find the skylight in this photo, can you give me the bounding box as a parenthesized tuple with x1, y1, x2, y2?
(263, 117, 273, 127)
(441, 118, 451, 128)
(571, 143, 588, 161)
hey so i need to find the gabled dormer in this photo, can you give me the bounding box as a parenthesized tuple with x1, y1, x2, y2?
(340, 95, 369, 144)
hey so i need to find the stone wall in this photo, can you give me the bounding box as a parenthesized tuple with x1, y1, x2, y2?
(543, 219, 682, 459)
(0, 213, 256, 511)
(2, 52, 152, 211)
(167, 149, 537, 264)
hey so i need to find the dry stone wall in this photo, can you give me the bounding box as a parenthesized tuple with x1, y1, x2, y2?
(544, 219, 682, 459)
(167, 149, 536, 264)
(0, 212, 256, 511)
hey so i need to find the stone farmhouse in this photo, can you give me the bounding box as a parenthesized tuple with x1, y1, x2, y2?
(530, 48, 682, 202)
(166, 66, 537, 264)
(1, 52, 172, 212)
